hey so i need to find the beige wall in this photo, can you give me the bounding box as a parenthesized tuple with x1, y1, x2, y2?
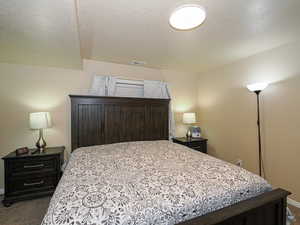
(198, 41, 300, 201)
(0, 63, 86, 190)
(0, 60, 199, 189)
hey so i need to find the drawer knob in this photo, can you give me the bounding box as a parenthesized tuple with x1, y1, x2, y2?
(24, 163, 44, 169)
(24, 180, 44, 186)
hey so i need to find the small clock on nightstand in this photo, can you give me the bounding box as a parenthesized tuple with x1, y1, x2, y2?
(172, 137, 208, 154)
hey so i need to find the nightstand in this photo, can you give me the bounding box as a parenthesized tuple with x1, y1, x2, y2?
(173, 137, 208, 153)
(2, 146, 65, 207)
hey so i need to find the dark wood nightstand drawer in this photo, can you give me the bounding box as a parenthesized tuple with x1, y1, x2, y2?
(7, 175, 56, 196)
(186, 142, 202, 148)
(192, 145, 207, 153)
(9, 156, 57, 175)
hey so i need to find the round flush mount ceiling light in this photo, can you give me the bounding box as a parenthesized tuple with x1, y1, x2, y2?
(169, 4, 206, 30)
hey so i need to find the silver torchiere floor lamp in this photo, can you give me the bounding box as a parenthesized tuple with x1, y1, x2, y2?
(247, 82, 269, 177)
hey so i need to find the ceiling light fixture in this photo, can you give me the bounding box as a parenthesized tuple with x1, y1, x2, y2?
(169, 4, 206, 30)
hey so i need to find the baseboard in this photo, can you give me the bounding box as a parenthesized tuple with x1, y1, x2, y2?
(0, 188, 4, 195)
(288, 198, 300, 208)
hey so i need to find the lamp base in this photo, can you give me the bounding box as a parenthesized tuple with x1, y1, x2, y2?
(36, 129, 46, 153)
(186, 129, 192, 140)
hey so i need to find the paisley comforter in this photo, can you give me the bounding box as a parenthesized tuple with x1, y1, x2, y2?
(42, 141, 271, 225)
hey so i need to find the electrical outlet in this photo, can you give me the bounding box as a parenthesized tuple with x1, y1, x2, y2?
(236, 159, 243, 167)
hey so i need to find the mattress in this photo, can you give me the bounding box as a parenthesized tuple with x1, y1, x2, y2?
(41, 141, 271, 225)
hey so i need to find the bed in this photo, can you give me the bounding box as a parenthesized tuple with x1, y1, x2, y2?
(42, 95, 290, 225)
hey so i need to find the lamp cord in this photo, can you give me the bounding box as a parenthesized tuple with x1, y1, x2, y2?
(261, 154, 266, 179)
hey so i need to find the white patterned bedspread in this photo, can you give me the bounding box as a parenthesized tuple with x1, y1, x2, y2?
(42, 141, 271, 225)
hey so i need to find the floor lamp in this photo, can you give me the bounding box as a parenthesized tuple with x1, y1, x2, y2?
(247, 82, 269, 177)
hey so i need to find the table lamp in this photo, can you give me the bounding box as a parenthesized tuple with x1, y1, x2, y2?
(29, 112, 52, 152)
(183, 112, 196, 139)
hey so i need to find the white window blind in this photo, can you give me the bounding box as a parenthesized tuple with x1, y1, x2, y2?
(115, 79, 144, 98)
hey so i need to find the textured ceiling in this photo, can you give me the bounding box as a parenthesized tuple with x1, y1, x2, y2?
(1, 0, 300, 71)
(0, 0, 82, 69)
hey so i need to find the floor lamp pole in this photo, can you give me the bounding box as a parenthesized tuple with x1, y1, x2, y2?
(255, 90, 262, 177)
(247, 82, 268, 177)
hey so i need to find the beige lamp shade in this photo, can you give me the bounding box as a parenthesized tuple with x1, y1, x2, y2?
(183, 112, 196, 124)
(29, 112, 52, 129)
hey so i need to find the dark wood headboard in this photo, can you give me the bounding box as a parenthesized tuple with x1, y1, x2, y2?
(69, 95, 170, 151)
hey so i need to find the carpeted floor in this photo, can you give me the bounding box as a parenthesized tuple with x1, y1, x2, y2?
(0, 196, 299, 225)
(0, 196, 50, 225)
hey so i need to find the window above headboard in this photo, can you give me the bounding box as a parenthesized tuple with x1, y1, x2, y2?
(89, 75, 170, 99)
